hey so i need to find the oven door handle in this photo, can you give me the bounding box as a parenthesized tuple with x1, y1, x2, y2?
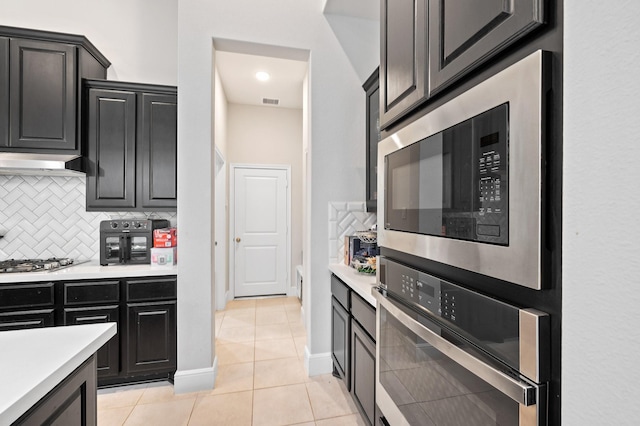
(374, 291, 538, 406)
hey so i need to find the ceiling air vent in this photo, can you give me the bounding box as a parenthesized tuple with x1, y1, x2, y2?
(262, 97, 280, 106)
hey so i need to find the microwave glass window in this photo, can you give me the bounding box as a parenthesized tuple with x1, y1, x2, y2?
(385, 104, 509, 245)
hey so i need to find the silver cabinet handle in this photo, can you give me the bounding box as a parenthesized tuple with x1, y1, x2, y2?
(373, 290, 538, 406)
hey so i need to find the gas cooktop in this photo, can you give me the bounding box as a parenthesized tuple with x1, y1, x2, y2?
(0, 258, 76, 273)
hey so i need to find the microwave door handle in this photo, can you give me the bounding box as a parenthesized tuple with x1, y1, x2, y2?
(120, 235, 128, 263)
(373, 291, 538, 406)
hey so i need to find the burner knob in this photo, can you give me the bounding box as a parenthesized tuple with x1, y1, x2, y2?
(133, 222, 142, 229)
(123, 222, 130, 228)
(110, 222, 118, 229)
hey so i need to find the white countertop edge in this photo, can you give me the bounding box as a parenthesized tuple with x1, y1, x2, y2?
(0, 260, 177, 284)
(329, 263, 377, 306)
(0, 323, 117, 425)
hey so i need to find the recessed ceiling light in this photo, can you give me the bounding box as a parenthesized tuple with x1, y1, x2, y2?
(255, 71, 270, 81)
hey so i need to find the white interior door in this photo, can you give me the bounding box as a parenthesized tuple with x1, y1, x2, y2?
(233, 166, 288, 297)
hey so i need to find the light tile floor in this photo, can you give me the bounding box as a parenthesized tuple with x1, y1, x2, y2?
(97, 296, 366, 426)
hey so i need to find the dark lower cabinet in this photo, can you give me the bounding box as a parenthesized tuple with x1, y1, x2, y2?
(64, 306, 120, 378)
(14, 355, 97, 426)
(126, 301, 177, 375)
(351, 320, 376, 426)
(331, 296, 351, 389)
(0, 309, 55, 331)
(0, 275, 176, 387)
(331, 274, 377, 425)
(84, 80, 177, 211)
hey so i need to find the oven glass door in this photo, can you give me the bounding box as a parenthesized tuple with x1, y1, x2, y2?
(104, 236, 123, 263)
(384, 104, 508, 245)
(376, 297, 544, 426)
(129, 235, 150, 262)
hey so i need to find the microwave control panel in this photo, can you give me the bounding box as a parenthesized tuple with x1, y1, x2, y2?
(474, 104, 508, 245)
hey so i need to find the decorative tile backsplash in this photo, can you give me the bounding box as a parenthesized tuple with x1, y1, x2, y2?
(328, 201, 377, 264)
(0, 175, 176, 260)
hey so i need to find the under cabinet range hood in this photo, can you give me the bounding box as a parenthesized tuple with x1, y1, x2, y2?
(0, 152, 86, 176)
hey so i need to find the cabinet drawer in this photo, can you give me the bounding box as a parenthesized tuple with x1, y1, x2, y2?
(63, 280, 120, 305)
(0, 309, 55, 331)
(126, 277, 176, 302)
(331, 274, 350, 310)
(0, 282, 54, 309)
(351, 292, 376, 341)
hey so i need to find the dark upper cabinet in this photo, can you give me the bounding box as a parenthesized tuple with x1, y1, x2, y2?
(138, 93, 178, 209)
(85, 80, 177, 211)
(86, 88, 137, 209)
(0, 37, 8, 148)
(363, 68, 380, 212)
(0, 26, 109, 154)
(379, 0, 428, 129)
(9, 39, 76, 150)
(428, 0, 545, 95)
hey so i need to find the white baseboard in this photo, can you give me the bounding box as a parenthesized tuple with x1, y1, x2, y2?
(173, 357, 218, 394)
(287, 285, 298, 297)
(304, 346, 332, 376)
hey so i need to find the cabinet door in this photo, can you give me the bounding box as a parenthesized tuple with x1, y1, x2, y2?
(9, 38, 77, 150)
(138, 92, 177, 210)
(331, 296, 351, 390)
(0, 37, 8, 147)
(364, 69, 380, 212)
(428, 0, 544, 94)
(0, 309, 55, 331)
(380, 0, 428, 129)
(351, 320, 376, 426)
(64, 306, 120, 378)
(126, 301, 177, 374)
(86, 88, 137, 210)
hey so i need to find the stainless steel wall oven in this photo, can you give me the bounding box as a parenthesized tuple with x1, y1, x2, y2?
(374, 257, 549, 426)
(378, 50, 547, 290)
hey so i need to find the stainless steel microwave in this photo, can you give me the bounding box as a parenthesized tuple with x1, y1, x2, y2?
(378, 50, 547, 290)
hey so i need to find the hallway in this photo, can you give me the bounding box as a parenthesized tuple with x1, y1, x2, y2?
(97, 296, 365, 425)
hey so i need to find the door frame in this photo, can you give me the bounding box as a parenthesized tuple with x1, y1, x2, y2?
(214, 146, 227, 310)
(229, 163, 291, 299)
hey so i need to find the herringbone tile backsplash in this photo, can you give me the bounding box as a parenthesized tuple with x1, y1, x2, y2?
(328, 201, 377, 264)
(0, 176, 176, 260)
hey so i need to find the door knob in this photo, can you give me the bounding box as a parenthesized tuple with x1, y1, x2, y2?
(235, 237, 241, 243)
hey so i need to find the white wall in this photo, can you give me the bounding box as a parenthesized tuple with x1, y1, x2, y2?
(563, 1, 640, 423)
(0, 0, 177, 85)
(177, 0, 372, 387)
(227, 103, 303, 292)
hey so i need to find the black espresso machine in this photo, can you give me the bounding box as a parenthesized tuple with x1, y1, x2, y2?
(100, 219, 169, 265)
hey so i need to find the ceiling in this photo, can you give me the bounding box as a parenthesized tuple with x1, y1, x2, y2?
(215, 51, 308, 109)
(214, 2, 378, 109)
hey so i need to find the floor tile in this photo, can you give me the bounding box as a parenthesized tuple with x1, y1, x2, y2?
(255, 323, 292, 341)
(252, 384, 314, 426)
(123, 397, 196, 426)
(217, 341, 256, 365)
(188, 391, 253, 426)
(254, 337, 297, 361)
(210, 362, 254, 395)
(294, 336, 307, 359)
(226, 299, 257, 310)
(315, 414, 368, 426)
(97, 406, 133, 426)
(255, 297, 286, 307)
(289, 322, 307, 337)
(306, 375, 358, 420)
(254, 357, 307, 389)
(255, 308, 289, 325)
(98, 388, 145, 410)
(217, 325, 256, 343)
(137, 384, 198, 404)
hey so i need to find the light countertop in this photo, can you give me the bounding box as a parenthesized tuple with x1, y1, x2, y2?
(329, 263, 377, 306)
(0, 260, 177, 284)
(0, 322, 117, 425)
